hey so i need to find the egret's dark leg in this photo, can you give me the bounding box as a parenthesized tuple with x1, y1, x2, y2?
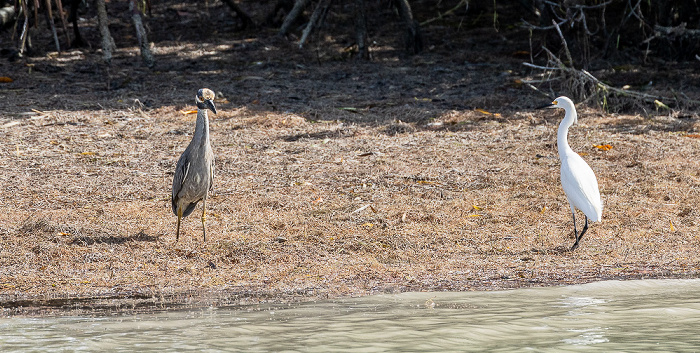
(571, 215, 589, 251)
(579, 216, 589, 244)
(201, 199, 207, 242)
(570, 212, 579, 251)
(176, 208, 182, 242)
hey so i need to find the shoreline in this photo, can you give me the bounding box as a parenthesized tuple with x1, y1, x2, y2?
(4, 272, 698, 317)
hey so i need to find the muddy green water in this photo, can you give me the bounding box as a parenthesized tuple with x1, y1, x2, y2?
(2, 279, 700, 352)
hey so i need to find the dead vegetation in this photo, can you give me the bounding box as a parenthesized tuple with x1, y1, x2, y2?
(523, 20, 700, 112)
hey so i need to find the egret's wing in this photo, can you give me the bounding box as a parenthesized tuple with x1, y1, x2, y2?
(561, 154, 602, 221)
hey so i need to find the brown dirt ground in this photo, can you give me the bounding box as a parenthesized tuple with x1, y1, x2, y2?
(2, 2, 700, 316)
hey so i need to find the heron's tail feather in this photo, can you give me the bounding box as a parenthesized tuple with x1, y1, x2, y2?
(182, 202, 199, 218)
(172, 196, 199, 218)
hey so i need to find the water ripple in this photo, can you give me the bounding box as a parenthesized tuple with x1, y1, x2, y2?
(2, 279, 700, 352)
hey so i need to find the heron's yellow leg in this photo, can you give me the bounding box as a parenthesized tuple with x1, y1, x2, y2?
(201, 199, 207, 242)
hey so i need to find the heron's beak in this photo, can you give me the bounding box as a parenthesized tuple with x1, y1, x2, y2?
(205, 100, 217, 115)
(536, 102, 556, 109)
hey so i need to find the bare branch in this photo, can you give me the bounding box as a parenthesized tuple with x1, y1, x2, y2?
(520, 18, 569, 31)
(552, 20, 574, 66)
(420, 0, 467, 26)
(522, 62, 562, 71)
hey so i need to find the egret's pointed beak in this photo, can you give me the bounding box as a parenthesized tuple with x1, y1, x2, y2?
(536, 102, 556, 109)
(205, 100, 217, 115)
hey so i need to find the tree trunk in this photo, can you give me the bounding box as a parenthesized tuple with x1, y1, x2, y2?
(54, 0, 71, 47)
(279, 0, 310, 36)
(129, 0, 154, 68)
(95, 0, 116, 64)
(19, 0, 31, 55)
(44, 0, 61, 52)
(354, 0, 369, 59)
(68, 0, 87, 47)
(298, 0, 332, 48)
(394, 0, 422, 54)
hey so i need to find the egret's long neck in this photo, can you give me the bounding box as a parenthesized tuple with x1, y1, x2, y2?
(193, 108, 210, 145)
(557, 107, 576, 156)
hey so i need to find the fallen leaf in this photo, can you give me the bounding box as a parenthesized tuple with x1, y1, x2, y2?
(0, 77, 13, 83)
(654, 100, 669, 110)
(180, 110, 197, 115)
(468, 214, 481, 218)
(339, 107, 364, 115)
(476, 108, 502, 117)
(685, 134, 700, 138)
(594, 144, 613, 151)
(670, 220, 675, 232)
(351, 204, 372, 214)
(81, 151, 96, 156)
(472, 205, 482, 211)
(361, 222, 374, 228)
(417, 180, 436, 185)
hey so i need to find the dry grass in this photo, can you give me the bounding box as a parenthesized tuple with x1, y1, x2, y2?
(1, 4, 700, 314)
(2, 98, 700, 314)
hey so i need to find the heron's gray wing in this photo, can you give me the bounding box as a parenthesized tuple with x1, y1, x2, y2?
(172, 156, 191, 212)
(209, 158, 214, 191)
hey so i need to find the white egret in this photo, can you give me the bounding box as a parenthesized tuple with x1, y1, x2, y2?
(543, 96, 602, 251)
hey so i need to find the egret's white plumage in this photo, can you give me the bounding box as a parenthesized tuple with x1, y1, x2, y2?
(549, 96, 602, 250)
